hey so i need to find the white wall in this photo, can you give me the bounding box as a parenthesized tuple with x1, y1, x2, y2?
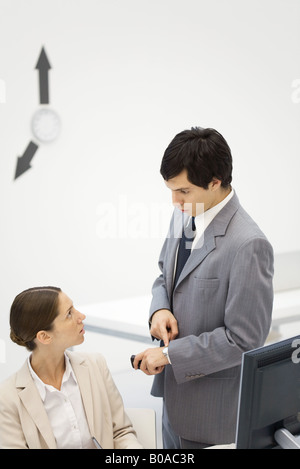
(0, 0, 300, 380)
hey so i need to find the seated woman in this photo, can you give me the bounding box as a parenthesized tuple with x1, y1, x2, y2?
(0, 286, 143, 449)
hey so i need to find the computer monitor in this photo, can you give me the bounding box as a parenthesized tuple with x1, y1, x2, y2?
(236, 335, 300, 449)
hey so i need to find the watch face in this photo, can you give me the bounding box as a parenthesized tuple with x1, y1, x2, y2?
(31, 108, 60, 143)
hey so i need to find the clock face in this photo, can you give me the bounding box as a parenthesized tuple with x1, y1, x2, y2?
(31, 108, 60, 143)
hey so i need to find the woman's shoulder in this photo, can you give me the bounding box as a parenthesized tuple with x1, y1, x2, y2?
(66, 350, 108, 370)
(0, 358, 32, 398)
(0, 373, 16, 390)
(0, 372, 19, 405)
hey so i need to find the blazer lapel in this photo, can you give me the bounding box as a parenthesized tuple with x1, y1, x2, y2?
(174, 192, 240, 290)
(175, 223, 216, 289)
(67, 351, 95, 438)
(16, 361, 57, 449)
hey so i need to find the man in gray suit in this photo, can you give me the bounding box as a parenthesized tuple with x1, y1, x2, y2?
(133, 127, 274, 449)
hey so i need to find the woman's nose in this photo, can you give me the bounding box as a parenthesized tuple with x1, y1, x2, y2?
(78, 312, 86, 322)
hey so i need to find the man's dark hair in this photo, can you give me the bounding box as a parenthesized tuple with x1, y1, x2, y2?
(160, 127, 233, 189)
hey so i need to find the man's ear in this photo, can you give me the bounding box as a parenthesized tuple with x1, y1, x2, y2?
(209, 178, 222, 191)
(36, 330, 52, 345)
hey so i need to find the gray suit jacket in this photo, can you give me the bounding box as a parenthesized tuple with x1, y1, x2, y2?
(150, 193, 274, 445)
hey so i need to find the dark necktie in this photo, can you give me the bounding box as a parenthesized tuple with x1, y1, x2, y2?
(173, 216, 196, 288)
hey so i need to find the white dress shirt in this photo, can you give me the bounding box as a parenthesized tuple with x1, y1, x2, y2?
(27, 353, 94, 449)
(191, 188, 234, 251)
(173, 189, 234, 284)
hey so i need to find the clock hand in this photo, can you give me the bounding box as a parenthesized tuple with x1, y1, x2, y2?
(35, 47, 51, 105)
(14, 141, 39, 180)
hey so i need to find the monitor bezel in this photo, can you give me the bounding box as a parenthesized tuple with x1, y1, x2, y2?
(235, 335, 300, 449)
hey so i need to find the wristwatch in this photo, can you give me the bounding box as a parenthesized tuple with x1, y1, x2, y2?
(162, 346, 171, 364)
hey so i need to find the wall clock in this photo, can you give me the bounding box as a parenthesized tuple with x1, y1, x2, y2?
(14, 47, 60, 179)
(31, 108, 60, 143)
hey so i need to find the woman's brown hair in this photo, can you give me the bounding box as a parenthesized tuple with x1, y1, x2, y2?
(10, 286, 61, 351)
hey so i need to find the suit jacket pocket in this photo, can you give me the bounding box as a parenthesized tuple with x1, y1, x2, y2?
(191, 277, 221, 332)
(193, 277, 220, 288)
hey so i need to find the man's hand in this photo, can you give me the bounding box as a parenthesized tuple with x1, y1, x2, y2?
(150, 309, 179, 346)
(133, 347, 169, 375)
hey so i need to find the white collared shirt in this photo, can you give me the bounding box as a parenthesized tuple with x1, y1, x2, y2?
(173, 189, 234, 284)
(191, 188, 234, 251)
(27, 353, 94, 449)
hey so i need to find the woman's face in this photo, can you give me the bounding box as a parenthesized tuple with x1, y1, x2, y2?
(50, 291, 86, 350)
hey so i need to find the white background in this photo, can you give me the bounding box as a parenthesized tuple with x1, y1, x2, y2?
(0, 0, 300, 380)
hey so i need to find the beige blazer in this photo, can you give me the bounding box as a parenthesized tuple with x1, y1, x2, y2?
(0, 351, 143, 449)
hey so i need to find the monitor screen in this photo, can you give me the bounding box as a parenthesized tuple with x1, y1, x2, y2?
(236, 335, 300, 449)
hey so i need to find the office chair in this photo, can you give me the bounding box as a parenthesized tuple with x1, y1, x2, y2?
(126, 408, 156, 449)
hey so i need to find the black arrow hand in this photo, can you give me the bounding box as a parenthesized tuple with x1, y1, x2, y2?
(35, 47, 51, 104)
(14, 141, 39, 180)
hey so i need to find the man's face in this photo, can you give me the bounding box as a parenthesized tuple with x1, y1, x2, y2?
(164, 169, 221, 217)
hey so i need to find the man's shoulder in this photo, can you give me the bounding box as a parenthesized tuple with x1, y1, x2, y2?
(231, 203, 269, 241)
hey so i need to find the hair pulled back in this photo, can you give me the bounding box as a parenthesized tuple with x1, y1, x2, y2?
(10, 286, 61, 351)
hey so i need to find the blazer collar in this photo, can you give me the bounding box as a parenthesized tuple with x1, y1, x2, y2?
(209, 191, 240, 237)
(171, 192, 240, 291)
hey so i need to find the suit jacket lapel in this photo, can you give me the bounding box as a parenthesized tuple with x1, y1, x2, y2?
(67, 351, 95, 438)
(175, 223, 216, 289)
(16, 361, 57, 449)
(173, 192, 240, 290)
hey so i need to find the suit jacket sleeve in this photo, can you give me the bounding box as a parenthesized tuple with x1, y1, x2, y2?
(168, 236, 274, 384)
(149, 236, 172, 320)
